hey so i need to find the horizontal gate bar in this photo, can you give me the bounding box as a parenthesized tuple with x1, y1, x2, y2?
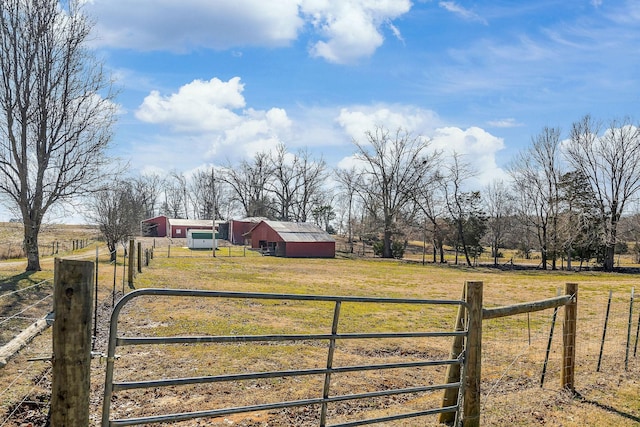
(113, 358, 463, 391)
(109, 383, 461, 426)
(116, 331, 467, 346)
(331, 405, 460, 427)
(112, 288, 468, 307)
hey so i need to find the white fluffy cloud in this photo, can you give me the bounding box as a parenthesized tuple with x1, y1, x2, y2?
(136, 77, 246, 132)
(135, 77, 292, 160)
(301, 0, 411, 63)
(337, 105, 442, 140)
(133, 81, 506, 188)
(86, 0, 411, 63)
(335, 107, 506, 186)
(431, 126, 506, 185)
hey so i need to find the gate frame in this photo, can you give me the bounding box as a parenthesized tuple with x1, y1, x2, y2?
(101, 289, 469, 427)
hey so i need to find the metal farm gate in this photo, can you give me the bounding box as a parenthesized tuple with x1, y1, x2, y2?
(101, 289, 469, 426)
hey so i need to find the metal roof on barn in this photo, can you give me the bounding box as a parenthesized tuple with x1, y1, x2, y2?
(261, 220, 335, 243)
(168, 219, 214, 227)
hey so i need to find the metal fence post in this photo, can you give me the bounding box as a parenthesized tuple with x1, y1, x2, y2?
(128, 239, 135, 288)
(562, 283, 578, 392)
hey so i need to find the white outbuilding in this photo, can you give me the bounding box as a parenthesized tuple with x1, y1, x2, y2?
(186, 229, 217, 250)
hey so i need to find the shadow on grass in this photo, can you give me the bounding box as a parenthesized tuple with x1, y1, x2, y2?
(576, 392, 640, 423)
(0, 271, 41, 292)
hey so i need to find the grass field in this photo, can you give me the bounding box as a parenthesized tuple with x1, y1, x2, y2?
(1, 234, 640, 426)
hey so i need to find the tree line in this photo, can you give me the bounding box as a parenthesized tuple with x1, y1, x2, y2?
(89, 119, 640, 273)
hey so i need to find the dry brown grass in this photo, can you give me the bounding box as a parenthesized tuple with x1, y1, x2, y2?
(0, 221, 102, 261)
(1, 234, 640, 426)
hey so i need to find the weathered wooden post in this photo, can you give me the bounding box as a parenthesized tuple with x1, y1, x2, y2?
(439, 286, 466, 424)
(562, 283, 578, 392)
(51, 259, 94, 426)
(128, 239, 135, 288)
(137, 241, 142, 273)
(464, 281, 483, 427)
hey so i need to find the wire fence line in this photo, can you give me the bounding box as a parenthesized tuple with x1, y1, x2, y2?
(0, 279, 51, 301)
(0, 279, 54, 349)
(482, 311, 556, 406)
(0, 294, 53, 328)
(0, 365, 51, 427)
(478, 286, 639, 424)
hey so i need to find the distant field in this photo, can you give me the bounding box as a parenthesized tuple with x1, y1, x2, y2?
(0, 221, 101, 261)
(1, 232, 639, 426)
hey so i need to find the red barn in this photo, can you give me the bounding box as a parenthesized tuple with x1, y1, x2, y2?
(141, 215, 168, 237)
(228, 217, 267, 245)
(248, 220, 335, 258)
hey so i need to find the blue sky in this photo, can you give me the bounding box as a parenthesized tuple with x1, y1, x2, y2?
(83, 0, 640, 186)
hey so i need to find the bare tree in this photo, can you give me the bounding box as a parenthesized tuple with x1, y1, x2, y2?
(565, 115, 640, 271)
(483, 179, 514, 266)
(291, 148, 327, 222)
(441, 153, 485, 266)
(86, 180, 142, 262)
(268, 144, 301, 221)
(189, 167, 225, 220)
(508, 127, 563, 270)
(353, 126, 439, 258)
(132, 173, 163, 219)
(160, 172, 186, 218)
(413, 172, 447, 263)
(0, 0, 117, 270)
(267, 144, 327, 222)
(222, 152, 274, 218)
(335, 167, 359, 253)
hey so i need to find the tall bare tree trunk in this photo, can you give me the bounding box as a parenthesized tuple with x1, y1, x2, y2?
(24, 219, 41, 271)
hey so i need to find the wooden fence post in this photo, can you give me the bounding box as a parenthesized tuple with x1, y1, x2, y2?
(51, 259, 94, 426)
(464, 281, 483, 427)
(137, 241, 142, 274)
(128, 239, 135, 288)
(562, 283, 578, 393)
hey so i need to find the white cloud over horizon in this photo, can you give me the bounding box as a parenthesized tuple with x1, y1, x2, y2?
(131, 76, 506, 187)
(134, 77, 293, 161)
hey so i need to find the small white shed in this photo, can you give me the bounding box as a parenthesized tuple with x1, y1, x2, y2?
(187, 230, 217, 250)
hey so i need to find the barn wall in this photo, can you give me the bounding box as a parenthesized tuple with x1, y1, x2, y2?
(250, 223, 284, 248)
(230, 220, 256, 245)
(142, 216, 168, 237)
(285, 242, 335, 258)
